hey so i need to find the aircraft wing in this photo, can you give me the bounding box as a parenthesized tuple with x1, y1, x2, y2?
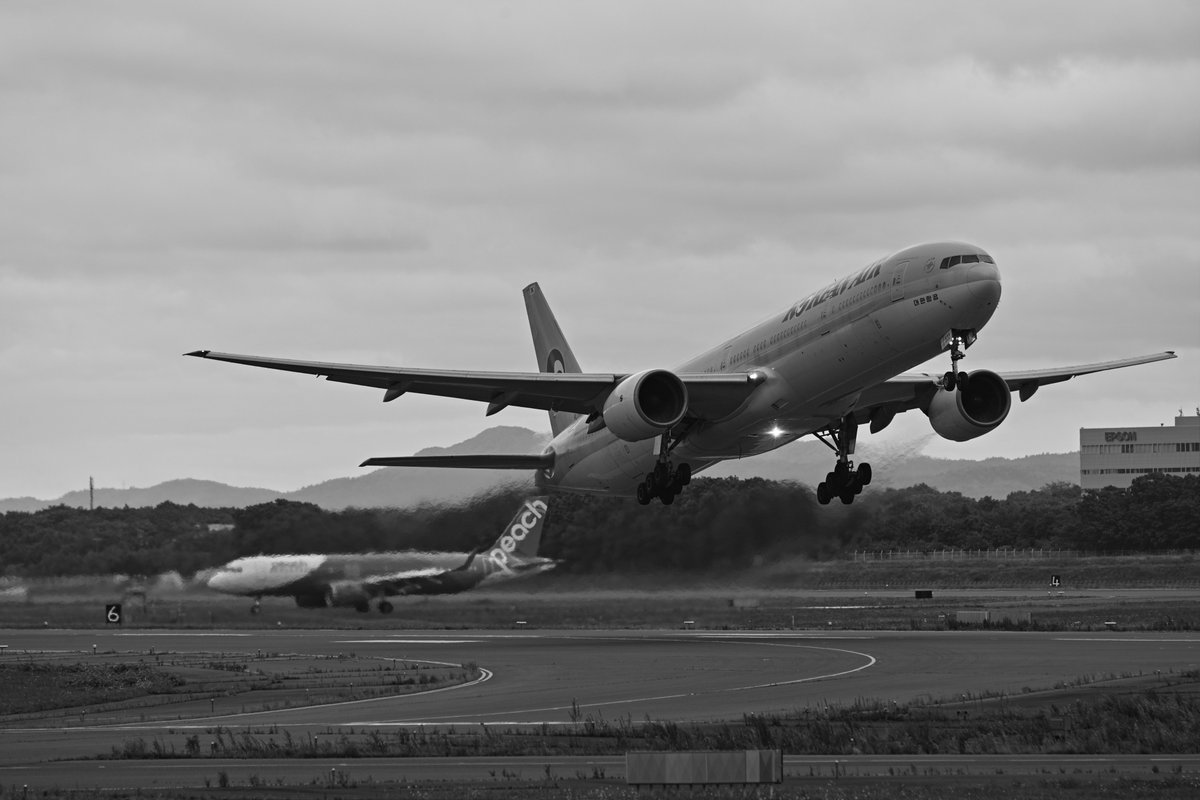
(848, 351, 1177, 432)
(185, 350, 761, 420)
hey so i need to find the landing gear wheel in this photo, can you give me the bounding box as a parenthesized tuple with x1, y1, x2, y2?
(354, 601, 370, 613)
(636, 484, 652, 505)
(378, 600, 394, 614)
(816, 482, 832, 505)
(839, 490, 856, 505)
(660, 489, 676, 505)
(250, 604, 261, 615)
(957, 371, 969, 390)
(943, 371, 956, 391)
(675, 463, 691, 486)
(856, 463, 872, 486)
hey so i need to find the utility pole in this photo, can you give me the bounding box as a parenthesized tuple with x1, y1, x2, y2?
(89, 476, 94, 511)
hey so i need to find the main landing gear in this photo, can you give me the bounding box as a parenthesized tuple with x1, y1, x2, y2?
(636, 432, 692, 506)
(249, 597, 262, 615)
(814, 419, 872, 505)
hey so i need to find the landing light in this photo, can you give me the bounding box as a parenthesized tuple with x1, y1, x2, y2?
(768, 425, 784, 438)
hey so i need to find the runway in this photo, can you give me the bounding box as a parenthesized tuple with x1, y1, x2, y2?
(3, 628, 1198, 729)
(2, 627, 1198, 788)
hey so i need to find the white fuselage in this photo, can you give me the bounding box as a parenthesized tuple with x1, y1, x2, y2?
(540, 241, 1002, 496)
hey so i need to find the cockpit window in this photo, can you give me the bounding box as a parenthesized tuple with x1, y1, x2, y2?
(940, 252, 995, 269)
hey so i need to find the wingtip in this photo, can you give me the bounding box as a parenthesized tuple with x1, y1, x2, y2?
(184, 350, 211, 358)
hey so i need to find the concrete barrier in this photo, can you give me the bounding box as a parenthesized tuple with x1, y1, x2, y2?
(626, 750, 782, 786)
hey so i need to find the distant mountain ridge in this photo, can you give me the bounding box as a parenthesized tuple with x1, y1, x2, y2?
(0, 426, 1079, 513)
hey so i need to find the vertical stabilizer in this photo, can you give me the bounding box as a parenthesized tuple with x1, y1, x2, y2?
(483, 497, 550, 575)
(523, 283, 582, 435)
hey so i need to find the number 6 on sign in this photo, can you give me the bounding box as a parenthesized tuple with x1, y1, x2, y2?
(105, 604, 122, 625)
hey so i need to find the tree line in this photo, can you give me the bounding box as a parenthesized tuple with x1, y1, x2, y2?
(0, 474, 1194, 577)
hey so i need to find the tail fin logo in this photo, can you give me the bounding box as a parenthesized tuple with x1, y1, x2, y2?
(545, 349, 565, 374)
(487, 499, 548, 574)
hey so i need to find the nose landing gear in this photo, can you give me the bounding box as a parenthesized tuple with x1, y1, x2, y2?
(940, 329, 977, 391)
(815, 418, 872, 505)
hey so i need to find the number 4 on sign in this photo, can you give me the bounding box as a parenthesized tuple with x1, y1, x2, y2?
(1050, 575, 1061, 588)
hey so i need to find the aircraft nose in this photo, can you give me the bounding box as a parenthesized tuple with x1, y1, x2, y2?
(966, 261, 1001, 309)
(205, 570, 230, 591)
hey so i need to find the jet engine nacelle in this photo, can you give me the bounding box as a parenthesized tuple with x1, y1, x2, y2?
(925, 369, 1012, 442)
(602, 369, 688, 442)
(324, 581, 371, 608)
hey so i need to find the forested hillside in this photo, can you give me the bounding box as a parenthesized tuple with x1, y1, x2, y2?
(0, 474, 1194, 578)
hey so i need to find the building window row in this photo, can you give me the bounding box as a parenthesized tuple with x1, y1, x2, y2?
(1081, 466, 1200, 476)
(1081, 443, 1200, 455)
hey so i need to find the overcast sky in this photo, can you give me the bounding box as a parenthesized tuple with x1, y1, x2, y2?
(2, 1, 1197, 500)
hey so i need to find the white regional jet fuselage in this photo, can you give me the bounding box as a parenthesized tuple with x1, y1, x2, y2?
(539, 242, 999, 495)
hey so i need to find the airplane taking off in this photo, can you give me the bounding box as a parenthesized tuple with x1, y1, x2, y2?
(189, 241, 1175, 506)
(204, 498, 555, 613)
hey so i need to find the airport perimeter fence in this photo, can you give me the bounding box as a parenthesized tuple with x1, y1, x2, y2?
(851, 547, 1198, 561)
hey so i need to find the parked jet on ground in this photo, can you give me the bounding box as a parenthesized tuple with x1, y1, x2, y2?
(190, 241, 1174, 506)
(204, 498, 555, 613)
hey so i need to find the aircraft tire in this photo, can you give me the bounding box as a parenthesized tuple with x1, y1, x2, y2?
(857, 463, 872, 486)
(839, 490, 855, 505)
(660, 488, 676, 505)
(636, 484, 652, 505)
(676, 463, 692, 486)
(816, 482, 831, 505)
(378, 601, 394, 614)
(957, 372, 969, 390)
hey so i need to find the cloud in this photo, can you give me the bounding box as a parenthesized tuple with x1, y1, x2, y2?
(1, 1, 1196, 498)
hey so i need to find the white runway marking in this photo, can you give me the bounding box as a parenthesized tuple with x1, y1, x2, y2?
(338, 639, 480, 644)
(50, 667, 494, 732)
(115, 632, 253, 637)
(1056, 637, 1200, 643)
(375, 641, 879, 724)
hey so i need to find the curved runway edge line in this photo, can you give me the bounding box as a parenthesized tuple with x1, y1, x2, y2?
(68, 666, 496, 732)
(355, 642, 878, 726)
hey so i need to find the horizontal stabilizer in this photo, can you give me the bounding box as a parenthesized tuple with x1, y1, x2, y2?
(360, 453, 555, 470)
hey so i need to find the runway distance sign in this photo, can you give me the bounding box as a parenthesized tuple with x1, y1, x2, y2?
(105, 604, 122, 625)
